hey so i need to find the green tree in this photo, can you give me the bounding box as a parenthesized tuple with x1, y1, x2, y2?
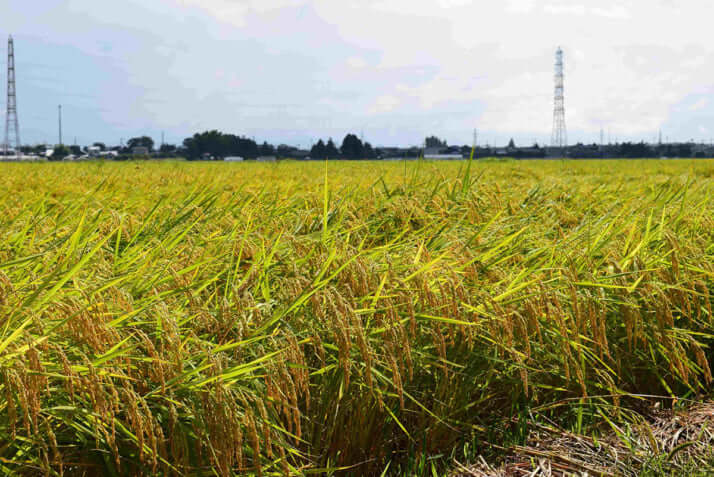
(159, 144, 176, 155)
(325, 139, 339, 158)
(182, 131, 259, 160)
(276, 145, 294, 158)
(127, 136, 155, 152)
(259, 142, 275, 156)
(50, 145, 70, 161)
(340, 134, 364, 159)
(363, 142, 376, 159)
(310, 139, 327, 159)
(425, 136, 447, 148)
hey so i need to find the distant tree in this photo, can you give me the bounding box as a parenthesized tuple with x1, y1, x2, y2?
(50, 145, 70, 161)
(406, 146, 421, 158)
(182, 131, 259, 160)
(92, 142, 106, 151)
(277, 144, 294, 158)
(425, 136, 447, 148)
(310, 139, 327, 159)
(507, 138, 516, 149)
(325, 138, 339, 158)
(127, 136, 155, 151)
(69, 145, 82, 156)
(618, 141, 652, 158)
(159, 144, 176, 155)
(363, 141, 376, 159)
(259, 141, 275, 156)
(340, 134, 364, 159)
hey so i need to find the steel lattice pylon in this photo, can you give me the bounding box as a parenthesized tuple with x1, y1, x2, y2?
(551, 47, 567, 149)
(4, 36, 20, 158)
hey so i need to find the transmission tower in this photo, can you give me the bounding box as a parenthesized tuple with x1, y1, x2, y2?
(551, 47, 567, 149)
(4, 36, 21, 158)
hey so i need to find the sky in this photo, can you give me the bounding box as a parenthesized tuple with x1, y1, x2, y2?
(1, 0, 713, 148)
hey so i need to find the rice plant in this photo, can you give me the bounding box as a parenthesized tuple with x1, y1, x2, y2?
(0, 159, 712, 475)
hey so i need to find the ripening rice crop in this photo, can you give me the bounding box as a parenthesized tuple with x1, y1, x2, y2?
(0, 159, 712, 476)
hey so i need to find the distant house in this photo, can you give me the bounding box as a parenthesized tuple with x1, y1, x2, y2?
(276, 146, 310, 159)
(257, 156, 277, 162)
(423, 146, 464, 160)
(545, 147, 569, 158)
(132, 146, 149, 155)
(86, 146, 102, 157)
(225, 156, 244, 162)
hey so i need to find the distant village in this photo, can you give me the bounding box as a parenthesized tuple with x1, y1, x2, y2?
(2, 132, 714, 162)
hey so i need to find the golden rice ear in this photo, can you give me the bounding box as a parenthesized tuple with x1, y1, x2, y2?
(1, 160, 713, 475)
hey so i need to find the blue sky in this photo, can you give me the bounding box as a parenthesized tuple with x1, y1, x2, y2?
(1, 0, 714, 147)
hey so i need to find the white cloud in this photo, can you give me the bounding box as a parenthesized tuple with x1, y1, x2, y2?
(690, 98, 709, 111)
(175, 0, 307, 26)
(591, 6, 629, 18)
(146, 0, 714, 143)
(7, 0, 714, 145)
(507, 0, 536, 13)
(370, 95, 401, 114)
(543, 4, 587, 15)
(346, 56, 368, 69)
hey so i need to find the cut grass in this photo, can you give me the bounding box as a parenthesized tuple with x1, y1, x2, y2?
(0, 159, 712, 475)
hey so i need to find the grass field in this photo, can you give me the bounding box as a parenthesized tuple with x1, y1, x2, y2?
(0, 159, 713, 476)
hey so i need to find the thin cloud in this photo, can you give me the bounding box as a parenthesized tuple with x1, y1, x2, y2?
(1, 0, 713, 146)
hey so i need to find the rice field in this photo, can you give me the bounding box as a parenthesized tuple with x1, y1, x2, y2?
(0, 159, 713, 476)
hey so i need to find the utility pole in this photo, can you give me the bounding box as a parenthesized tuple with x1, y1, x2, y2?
(58, 105, 63, 146)
(4, 36, 21, 158)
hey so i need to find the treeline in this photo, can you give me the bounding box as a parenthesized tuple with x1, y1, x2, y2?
(567, 142, 700, 158)
(183, 131, 265, 159)
(35, 130, 714, 162)
(310, 134, 376, 159)
(181, 131, 378, 160)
